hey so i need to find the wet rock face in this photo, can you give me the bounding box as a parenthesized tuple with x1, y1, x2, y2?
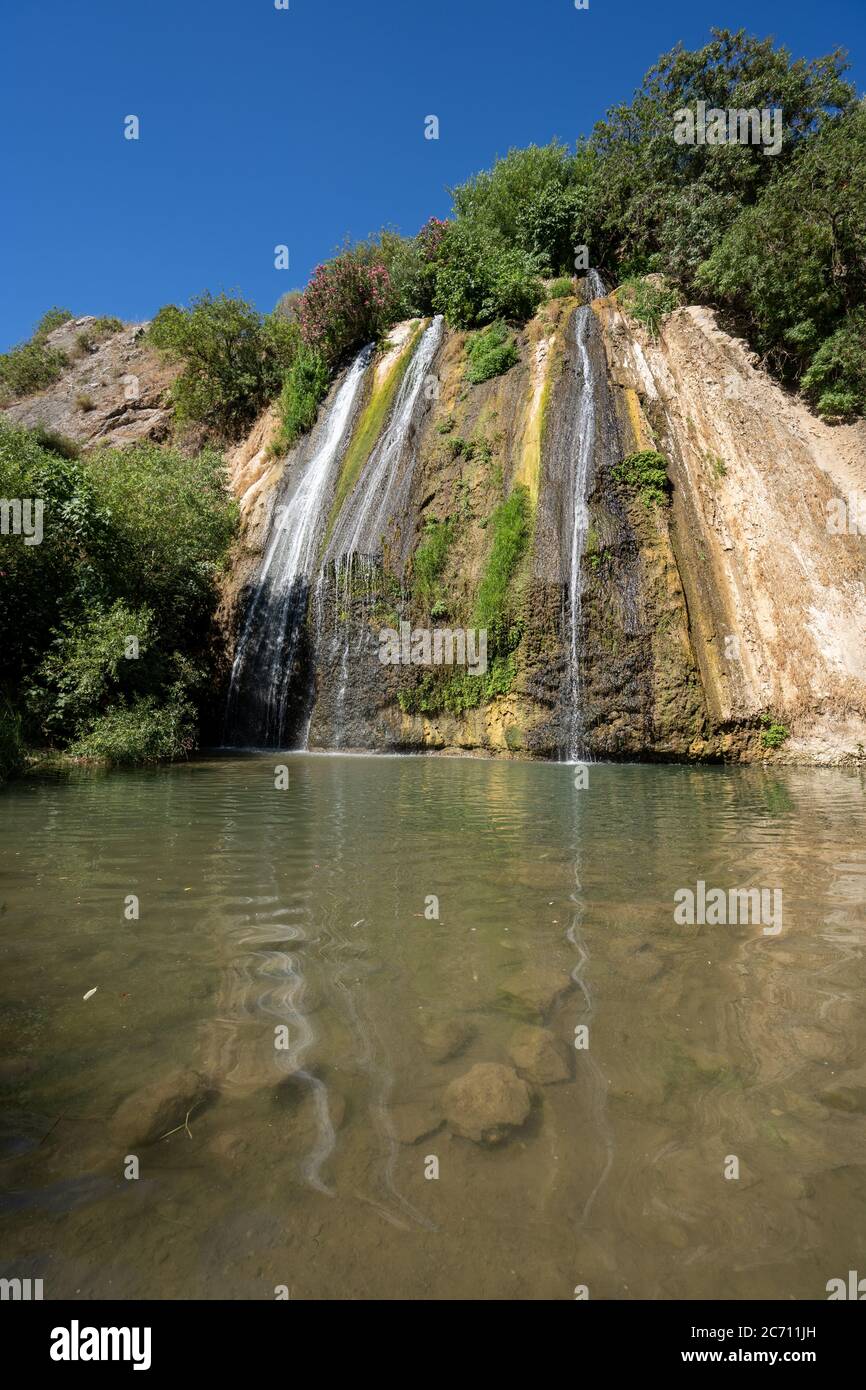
(222, 283, 866, 764)
(3, 317, 178, 449)
(444, 1063, 531, 1145)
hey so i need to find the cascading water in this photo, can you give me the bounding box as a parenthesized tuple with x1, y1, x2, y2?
(223, 343, 373, 749)
(323, 315, 444, 582)
(312, 316, 444, 747)
(564, 269, 606, 761)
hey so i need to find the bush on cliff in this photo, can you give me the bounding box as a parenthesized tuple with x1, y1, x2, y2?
(149, 291, 297, 437)
(298, 252, 394, 366)
(274, 341, 331, 451)
(465, 321, 520, 384)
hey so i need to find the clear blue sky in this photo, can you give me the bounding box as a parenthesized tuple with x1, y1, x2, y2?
(3, 0, 864, 350)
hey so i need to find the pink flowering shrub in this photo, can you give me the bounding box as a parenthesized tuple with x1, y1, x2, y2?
(299, 255, 395, 365)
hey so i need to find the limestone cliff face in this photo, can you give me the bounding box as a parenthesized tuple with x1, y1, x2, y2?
(220, 287, 866, 763)
(598, 298, 866, 763)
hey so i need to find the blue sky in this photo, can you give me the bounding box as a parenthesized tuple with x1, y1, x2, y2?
(3, 0, 864, 350)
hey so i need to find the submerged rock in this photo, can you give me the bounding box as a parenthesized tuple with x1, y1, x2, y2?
(420, 1015, 476, 1063)
(507, 1025, 570, 1084)
(498, 966, 573, 1019)
(444, 1063, 531, 1145)
(110, 1068, 215, 1146)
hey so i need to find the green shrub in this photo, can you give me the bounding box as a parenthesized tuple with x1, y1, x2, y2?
(617, 277, 682, 340)
(0, 421, 236, 766)
(31, 428, 81, 459)
(91, 316, 124, 336)
(760, 715, 790, 750)
(465, 321, 520, 384)
(0, 307, 76, 404)
(801, 310, 866, 421)
(298, 253, 394, 365)
(613, 450, 671, 507)
(69, 687, 197, 765)
(149, 291, 297, 437)
(35, 307, 74, 336)
(274, 341, 330, 450)
(449, 141, 586, 276)
(433, 221, 544, 328)
(25, 602, 162, 741)
(547, 277, 575, 299)
(0, 340, 68, 402)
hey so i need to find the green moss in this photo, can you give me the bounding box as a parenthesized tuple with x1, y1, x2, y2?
(616, 277, 682, 341)
(585, 525, 604, 572)
(613, 449, 671, 508)
(398, 654, 517, 716)
(413, 517, 455, 603)
(474, 485, 531, 654)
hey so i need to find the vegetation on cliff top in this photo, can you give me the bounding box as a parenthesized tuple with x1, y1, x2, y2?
(142, 29, 864, 442)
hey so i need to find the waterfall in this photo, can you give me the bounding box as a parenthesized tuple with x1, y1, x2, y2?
(223, 343, 373, 749)
(311, 315, 444, 748)
(565, 270, 606, 761)
(323, 315, 444, 582)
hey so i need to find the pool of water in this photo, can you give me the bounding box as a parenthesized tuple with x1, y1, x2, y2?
(1, 754, 864, 1299)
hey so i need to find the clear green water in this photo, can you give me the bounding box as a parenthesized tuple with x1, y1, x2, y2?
(1, 754, 865, 1300)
